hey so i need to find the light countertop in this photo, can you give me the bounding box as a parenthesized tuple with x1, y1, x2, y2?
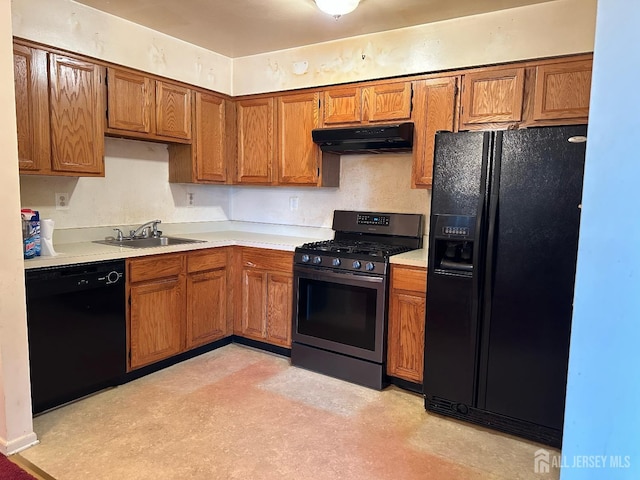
(24, 221, 428, 270)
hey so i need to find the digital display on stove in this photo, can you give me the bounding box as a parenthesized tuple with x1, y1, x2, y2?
(357, 214, 390, 226)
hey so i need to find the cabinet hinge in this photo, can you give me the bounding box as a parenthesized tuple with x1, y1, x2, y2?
(318, 98, 321, 109)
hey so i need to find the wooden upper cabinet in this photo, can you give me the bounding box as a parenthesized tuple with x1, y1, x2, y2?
(194, 92, 227, 182)
(156, 81, 192, 140)
(49, 54, 105, 175)
(276, 92, 321, 185)
(106, 68, 153, 133)
(13, 44, 50, 173)
(106, 68, 191, 142)
(532, 59, 592, 121)
(323, 87, 362, 124)
(363, 82, 412, 122)
(322, 81, 412, 126)
(460, 67, 525, 127)
(236, 97, 275, 184)
(411, 76, 458, 189)
(168, 91, 234, 184)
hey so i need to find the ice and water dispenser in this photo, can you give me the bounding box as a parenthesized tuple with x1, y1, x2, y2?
(431, 215, 475, 275)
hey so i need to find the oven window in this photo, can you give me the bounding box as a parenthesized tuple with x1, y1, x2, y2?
(297, 278, 377, 351)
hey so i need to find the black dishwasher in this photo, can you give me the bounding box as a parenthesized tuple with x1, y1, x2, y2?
(25, 260, 127, 414)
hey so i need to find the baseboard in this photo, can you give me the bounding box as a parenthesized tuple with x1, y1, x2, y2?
(232, 336, 291, 357)
(0, 431, 38, 456)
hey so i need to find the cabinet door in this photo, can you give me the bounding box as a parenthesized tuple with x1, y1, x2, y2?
(387, 265, 427, 383)
(460, 67, 525, 127)
(156, 81, 192, 140)
(532, 60, 592, 121)
(13, 44, 50, 173)
(412, 77, 458, 188)
(236, 98, 274, 184)
(266, 273, 292, 347)
(106, 68, 153, 133)
(195, 91, 227, 182)
(186, 268, 227, 349)
(387, 291, 426, 383)
(276, 92, 320, 185)
(49, 54, 104, 174)
(363, 82, 412, 122)
(323, 87, 362, 124)
(241, 269, 267, 340)
(129, 276, 185, 369)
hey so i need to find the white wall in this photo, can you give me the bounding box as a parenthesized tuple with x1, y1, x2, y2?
(20, 138, 231, 229)
(230, 154, 430, 228)
(233, 0, 597, 95)
(12, 0, 233, 95)
(561, 0, 640, 477)
(0, 0, 37, 455)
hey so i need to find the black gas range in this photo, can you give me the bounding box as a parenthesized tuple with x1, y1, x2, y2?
(291, 210, 424, 389)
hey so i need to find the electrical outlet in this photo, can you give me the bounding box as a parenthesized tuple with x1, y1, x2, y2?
(187, 192, 195, 207)
(55, 192, 69, 210)
(289, 196, 299, 211)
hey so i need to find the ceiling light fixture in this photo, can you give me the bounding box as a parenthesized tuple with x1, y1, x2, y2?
(315, 0, 360, 18)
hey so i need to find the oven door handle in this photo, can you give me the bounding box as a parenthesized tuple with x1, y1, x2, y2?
(294, 266, 385, 285)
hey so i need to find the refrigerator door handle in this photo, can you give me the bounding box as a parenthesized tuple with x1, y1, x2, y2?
(470, 131, 492, 404)
(476, 130, 503, 408)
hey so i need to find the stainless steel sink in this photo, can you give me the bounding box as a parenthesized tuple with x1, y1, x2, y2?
(94, 236, 205, 249)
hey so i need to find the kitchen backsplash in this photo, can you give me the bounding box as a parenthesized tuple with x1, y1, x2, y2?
(19, 137, 431, 231)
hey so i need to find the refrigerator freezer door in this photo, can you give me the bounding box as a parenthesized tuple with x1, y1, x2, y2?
(424, 131, 488, 406)
(478, 125, 587, 429)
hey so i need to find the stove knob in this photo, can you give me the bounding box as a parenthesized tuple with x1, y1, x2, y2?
(365, 262, 375, 271)
(301, 254, 310, 263)
(313, 256, 322, 265)
(352, 260, 361, 269)
(332, 258, 341, 266)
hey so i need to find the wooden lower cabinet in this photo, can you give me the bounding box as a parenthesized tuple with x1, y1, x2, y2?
(186, 248, 229, 349)
(237, 248, 293, 348)
(127, 248, 230, 370)
(128, 253, 186, 370)
(387, 265, 427, 384)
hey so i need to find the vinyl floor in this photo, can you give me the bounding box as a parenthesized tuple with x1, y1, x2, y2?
(18, 344, 560, 479)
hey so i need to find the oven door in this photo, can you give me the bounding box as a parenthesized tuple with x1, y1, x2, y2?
(293, 265, 387, 363)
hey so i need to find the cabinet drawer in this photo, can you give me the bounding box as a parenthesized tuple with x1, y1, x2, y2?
(187, 248, 227, 273)
(129, 253, 184, 283)
(242, 248, 293, 273)
(391, 266, 427, 293)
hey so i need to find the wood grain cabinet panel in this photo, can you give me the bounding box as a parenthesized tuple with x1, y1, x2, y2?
(411, 76, 458, 188)
(276, 92, 321, 185)
(266, 274, 293, 347)
(238, 248, 294, 347)
(155, 81, 192, 140)
(532, 60, 592, 121)
(460, 67, 525, 127)
(13, 43, 50, 173)
(193, 92, 227, 182)
(363, 82, 412, 122)
(129, 276, 185, 370)
(241, 269, 268, 339)
(106, 68, 153, 133)
(49, 54, 105, 175)
(387, 265, 427, 383)
(186, 269, 227, 349)
(106, 68, 191, 142)
(236, 97, 275, 184)
(323, 87, 362, 124)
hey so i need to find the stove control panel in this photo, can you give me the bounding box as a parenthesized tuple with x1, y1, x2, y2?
(294, 251, 387, 275)
(357, 214, 390, 226)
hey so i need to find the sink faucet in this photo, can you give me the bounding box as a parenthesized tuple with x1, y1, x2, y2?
(130, 220, 162, 239)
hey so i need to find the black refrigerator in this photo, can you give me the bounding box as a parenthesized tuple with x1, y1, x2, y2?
(423, 125, 587, 448)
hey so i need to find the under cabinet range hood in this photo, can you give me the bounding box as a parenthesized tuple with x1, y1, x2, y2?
(312, 122, 414, 154)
